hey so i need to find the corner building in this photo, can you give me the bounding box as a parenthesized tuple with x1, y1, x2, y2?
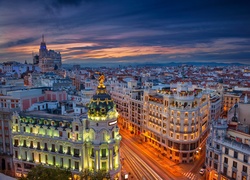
(143, 82, 210, 163)
(11, 76, 121, 179)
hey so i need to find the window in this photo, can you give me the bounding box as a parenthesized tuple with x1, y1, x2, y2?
(30, 141, 33, 148)
(39, 154, 41, 163)
(243, 165, 247, 173)
(234, 151, 238, 158)
(223, 166, 227, 174)
(14, 139, 18, 147)
(30, 127, 33, 133)
(61, 158, 63, 167)
(214, 163, 218, 170)
(243, 155, 248, 163)
(44, 143, 48, 151)
(225, 148, 229, 155)
(232, 171, 236, 180)
(210, 152, 212, 158)
(51, 144, 55, 152)
(15, 151, 18, 158)
(23, 127, 26, 132)
(23, 140, 27, 147)
(68, 132, 70, 138)
(67, 147, 71, 155)
(224, 157, 228, 164)
(75, 125, 78, 131)
(101, 162, 106, 170)
(216, 144, 220, 149)
(242, 175, 247, 180)
(59, 145, 63, 153)
(32, 153, 34, 161)
(59, 131, 63, 137)
(74, 149, 79, 157)
(233, 161, 237, 168)
(214, 154, 218, 160)
(68, 159, 71, 168)
(101, 149, 106, 157)
(75, 162, 79, 170)
(37, 142, 40, 150)
(53, 156, 56, 166)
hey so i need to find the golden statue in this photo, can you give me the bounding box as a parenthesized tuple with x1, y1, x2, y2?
(98, 74, 105, 88)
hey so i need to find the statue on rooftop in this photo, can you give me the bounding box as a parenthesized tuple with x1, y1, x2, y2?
(98, 73, 105, 88)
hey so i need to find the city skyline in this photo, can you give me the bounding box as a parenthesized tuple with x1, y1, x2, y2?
(0, 0, 250, 65)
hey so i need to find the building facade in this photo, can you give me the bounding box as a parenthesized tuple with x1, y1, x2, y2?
(38, 35, 62, 73)
(206, 119, 250, 180)
(111, 80, 210, 163)
(11, 76, 121, 179)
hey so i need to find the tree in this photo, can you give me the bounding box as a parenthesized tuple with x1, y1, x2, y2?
(79, 169, 111, 180)
(19, 165, 71, 180)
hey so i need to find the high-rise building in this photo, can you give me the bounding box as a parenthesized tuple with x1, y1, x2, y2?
(37, 35, 62, 72)
(11, 75, 121, 179)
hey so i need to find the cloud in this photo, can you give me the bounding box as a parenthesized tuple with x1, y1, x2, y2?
(0, 0, 250, 65)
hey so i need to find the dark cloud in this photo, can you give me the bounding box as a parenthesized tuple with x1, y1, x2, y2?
(0, 0, 250, 65)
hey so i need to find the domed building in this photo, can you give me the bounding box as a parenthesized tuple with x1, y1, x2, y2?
(85, 74, 121, 178)
(11, 74, 121, 179)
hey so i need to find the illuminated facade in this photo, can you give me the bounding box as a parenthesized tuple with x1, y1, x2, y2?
(11, 75, 121, 179)
(111, 81, 210, 163)
(143, 82, 210, 163)
(223, 93, 240, 114)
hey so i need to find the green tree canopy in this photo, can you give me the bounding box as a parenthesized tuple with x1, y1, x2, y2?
(19, 165, 71, 180)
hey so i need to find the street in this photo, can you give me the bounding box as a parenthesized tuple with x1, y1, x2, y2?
(120, 127, 207, 180)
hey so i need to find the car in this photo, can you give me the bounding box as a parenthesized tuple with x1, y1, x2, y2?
(199, 168, 205, 175)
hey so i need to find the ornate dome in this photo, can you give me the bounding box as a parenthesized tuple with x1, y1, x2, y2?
(88, 74, 118, 121)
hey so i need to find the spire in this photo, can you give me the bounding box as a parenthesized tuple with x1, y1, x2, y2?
(42, 34, 44, 42)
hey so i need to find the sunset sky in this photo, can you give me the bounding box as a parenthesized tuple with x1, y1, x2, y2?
(0, 0, 250, 65)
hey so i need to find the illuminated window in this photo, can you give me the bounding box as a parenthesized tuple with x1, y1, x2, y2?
(102, 162, 106, 170)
